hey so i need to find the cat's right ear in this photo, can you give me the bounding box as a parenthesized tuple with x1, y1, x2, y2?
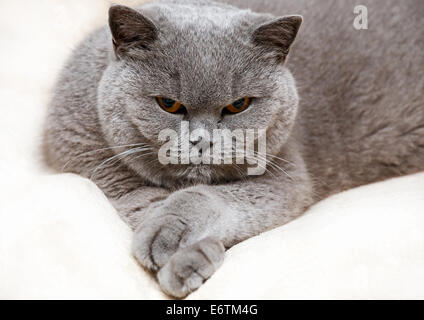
(108, 5, 157, 57)
(251, 15, 302, 63)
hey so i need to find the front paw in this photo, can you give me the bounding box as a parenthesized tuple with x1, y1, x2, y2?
(132, 188, 220, 272)
(157, 237, 225, 298)
(132, 212, 189, 272)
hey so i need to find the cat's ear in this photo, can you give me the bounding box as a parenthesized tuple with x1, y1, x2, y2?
(252, 15, 302, 62)
(108, 5, 157, 56)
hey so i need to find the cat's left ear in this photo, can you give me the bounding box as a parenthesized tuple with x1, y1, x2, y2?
(252, 15, 302, 62)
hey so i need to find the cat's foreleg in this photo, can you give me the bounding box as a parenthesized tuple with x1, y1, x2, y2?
(132, 174, 313, 297)
(110, 187, 171, 229)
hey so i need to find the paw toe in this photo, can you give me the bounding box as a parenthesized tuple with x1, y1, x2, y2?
(157, 237, 225, 298)
(132, 215, 188, 271)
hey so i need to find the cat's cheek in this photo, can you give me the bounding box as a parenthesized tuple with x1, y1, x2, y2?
(224, 107, 273, 132)
(123, 109, 179, 144)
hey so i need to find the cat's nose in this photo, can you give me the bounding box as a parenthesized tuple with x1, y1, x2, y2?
(189, 135, 202, 145)
(189, 128, 209, 144)
(189, 137, 213, 149)
(189, 129, 213, 150)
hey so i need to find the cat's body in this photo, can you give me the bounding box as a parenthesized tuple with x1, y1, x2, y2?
(44, 0, 424, 297)
(241, 0, 424, 197)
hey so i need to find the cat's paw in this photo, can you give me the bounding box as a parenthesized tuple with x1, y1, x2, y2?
(132, 212, 189, 272)
(132, 188, 219, 272)
(157, 237, 225, 298)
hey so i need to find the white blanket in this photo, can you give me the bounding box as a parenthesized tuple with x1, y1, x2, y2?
(1, 0, 423, 299)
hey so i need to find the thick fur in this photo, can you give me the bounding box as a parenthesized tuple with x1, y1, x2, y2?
(43, 0, 424, 297)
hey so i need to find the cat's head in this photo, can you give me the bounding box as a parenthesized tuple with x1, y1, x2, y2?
(97, 1, 302, 188)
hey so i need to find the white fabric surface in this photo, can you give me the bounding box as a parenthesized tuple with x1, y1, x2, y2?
(1, 0, 423, 299)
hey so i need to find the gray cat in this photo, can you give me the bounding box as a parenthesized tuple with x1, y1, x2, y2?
(43, 0, 424, 297)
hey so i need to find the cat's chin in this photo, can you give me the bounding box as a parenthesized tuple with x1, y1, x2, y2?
(140, 162, 247, 189)
(179, 165, 216, 184)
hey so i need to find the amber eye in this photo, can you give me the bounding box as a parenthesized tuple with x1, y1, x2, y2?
(223, 97, 252, 114)
(156, 97, 185, 113)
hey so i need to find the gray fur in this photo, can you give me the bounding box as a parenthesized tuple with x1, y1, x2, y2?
(43, 0, 424, 297)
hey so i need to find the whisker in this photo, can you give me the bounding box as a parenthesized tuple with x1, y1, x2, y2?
(253, 151, 294, 165)
(61, 143, 150, 172)
(244, 155, 277, 178)
(249, 152, 293, 180)
(90, 147, 151, 181)
(267, 159, 294, 180)
(229, 146, 277, 178)
(130, 152, 156, 162)
(231, 163, 248, 181)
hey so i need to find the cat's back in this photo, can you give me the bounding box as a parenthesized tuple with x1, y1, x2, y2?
(227, 0, 424, 195)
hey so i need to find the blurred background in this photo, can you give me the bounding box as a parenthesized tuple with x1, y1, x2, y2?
(1, 0, 424, 300)
(0, 0, 147, 183)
